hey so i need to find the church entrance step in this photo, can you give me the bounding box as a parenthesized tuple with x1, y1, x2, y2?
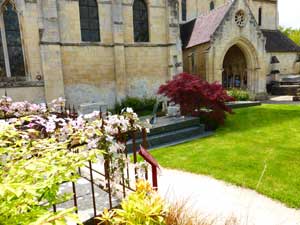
(127, 116, 206, 152)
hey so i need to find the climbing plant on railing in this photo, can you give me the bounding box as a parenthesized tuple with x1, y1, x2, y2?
(0, 96, 145, 225)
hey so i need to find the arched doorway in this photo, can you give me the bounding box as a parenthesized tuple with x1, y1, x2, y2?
(222, 45, 247, 89)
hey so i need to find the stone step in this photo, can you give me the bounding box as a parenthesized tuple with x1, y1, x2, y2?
(127, 125, 205, 152)
(148, 117, 201, 136)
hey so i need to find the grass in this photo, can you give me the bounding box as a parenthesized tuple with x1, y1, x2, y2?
(150, 104, 300, 208)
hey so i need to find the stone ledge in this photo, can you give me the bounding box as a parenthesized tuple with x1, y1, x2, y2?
(40, 41, 176, 48)
(0, 80, 44, 88)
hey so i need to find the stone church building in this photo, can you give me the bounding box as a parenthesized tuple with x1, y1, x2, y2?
(180, 0, 300, 97)
(0, 0, 299, 107)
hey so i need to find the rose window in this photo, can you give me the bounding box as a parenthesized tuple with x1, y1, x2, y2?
(235, 10, 246, 27)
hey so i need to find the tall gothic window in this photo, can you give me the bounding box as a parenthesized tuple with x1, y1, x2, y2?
(182, 0, 187, 21)
(0, 2, 26, 78)
(133, 0, 149, 42)
(210, 1, 215, 11)
(258, 7, 262, 26)
(79, 0, 100, 42)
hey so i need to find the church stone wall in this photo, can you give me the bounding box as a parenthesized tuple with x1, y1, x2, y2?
(266, 52, 300, 75)
(125, 46, 169, 97)
(6, 0, 182, 107)
(55, 0, 181, 107)
(182, 43, 210, 80)
(0, 86, 45, 103)
(179, 0, 227, 21)
(61, 46, 116, 108)
(248, 0, 278, 30)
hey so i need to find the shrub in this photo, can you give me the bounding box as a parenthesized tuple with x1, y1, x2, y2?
(158, 73, 234, 129)
(97, 180, 167, 225)
(0, 97, 144, 225)
(98, 188, 241, 225)
(227, 89, 250, 101)
(114, 97, 157, 116)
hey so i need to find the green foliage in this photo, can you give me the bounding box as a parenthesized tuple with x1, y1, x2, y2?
(0, 121, 101, 225)
(227, 89, 250, 101)
(0, 97, 144, 225)
(97, 180, 167, 225)
(280, 26, 300, 45)
(114, 97, 157, 116)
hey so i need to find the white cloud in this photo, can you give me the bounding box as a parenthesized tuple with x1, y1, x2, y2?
(278, 0, 300, 28)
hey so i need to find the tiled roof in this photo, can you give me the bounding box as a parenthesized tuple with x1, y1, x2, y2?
(180, 2, 232, 49)
(262, 29, 300, 52)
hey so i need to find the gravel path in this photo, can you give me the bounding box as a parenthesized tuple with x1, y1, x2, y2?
(158, 168, 300, 225)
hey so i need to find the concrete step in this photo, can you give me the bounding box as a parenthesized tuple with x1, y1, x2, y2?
(149, 117, 201, 136)
(134, 117, 201, 139)
(127, 125, 205, 152)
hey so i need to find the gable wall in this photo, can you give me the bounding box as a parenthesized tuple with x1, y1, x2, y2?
(206, 0, 267, 93)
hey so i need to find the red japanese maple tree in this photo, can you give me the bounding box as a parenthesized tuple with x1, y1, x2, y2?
(158, 73, 234, 129)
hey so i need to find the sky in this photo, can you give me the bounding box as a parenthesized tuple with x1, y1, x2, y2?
(278, 0, 300, 29)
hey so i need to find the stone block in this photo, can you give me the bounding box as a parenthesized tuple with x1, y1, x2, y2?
(167, 105, 180, 117)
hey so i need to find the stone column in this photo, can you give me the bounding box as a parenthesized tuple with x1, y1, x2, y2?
(39, 0, 65, 102)
(22, 1, 43, 82)
(111, 0, 127, 103)
(166, 0, 183, 80)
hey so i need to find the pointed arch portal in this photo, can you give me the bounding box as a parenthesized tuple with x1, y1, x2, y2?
(219, 38, 261, 92)
(222, 45, 247, 89)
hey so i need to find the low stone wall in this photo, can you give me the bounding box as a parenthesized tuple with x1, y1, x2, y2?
(0, 84, 45, 103)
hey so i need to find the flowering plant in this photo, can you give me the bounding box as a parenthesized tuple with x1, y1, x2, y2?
(0, 97, 145, 225)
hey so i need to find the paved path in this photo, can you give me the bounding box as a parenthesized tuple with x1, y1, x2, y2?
(158, 168, 300, 225)
(263, 95, 300, 105)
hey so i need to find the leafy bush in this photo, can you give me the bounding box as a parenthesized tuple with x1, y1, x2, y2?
(97, 180, 167, 225)
(114, 97, 157, 116)
(227, 89, 250, 101)
(0, 97, 144, 225)
(158, 73, 234, 130)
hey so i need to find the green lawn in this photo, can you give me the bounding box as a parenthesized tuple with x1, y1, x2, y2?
(151, 104, 300, 208)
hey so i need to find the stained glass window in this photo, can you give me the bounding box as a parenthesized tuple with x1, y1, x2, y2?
(79, 0, 100, 42)
(182, 0, 187, 21)
(133, 0, 149, 42)
(3, 2, 25, 77)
